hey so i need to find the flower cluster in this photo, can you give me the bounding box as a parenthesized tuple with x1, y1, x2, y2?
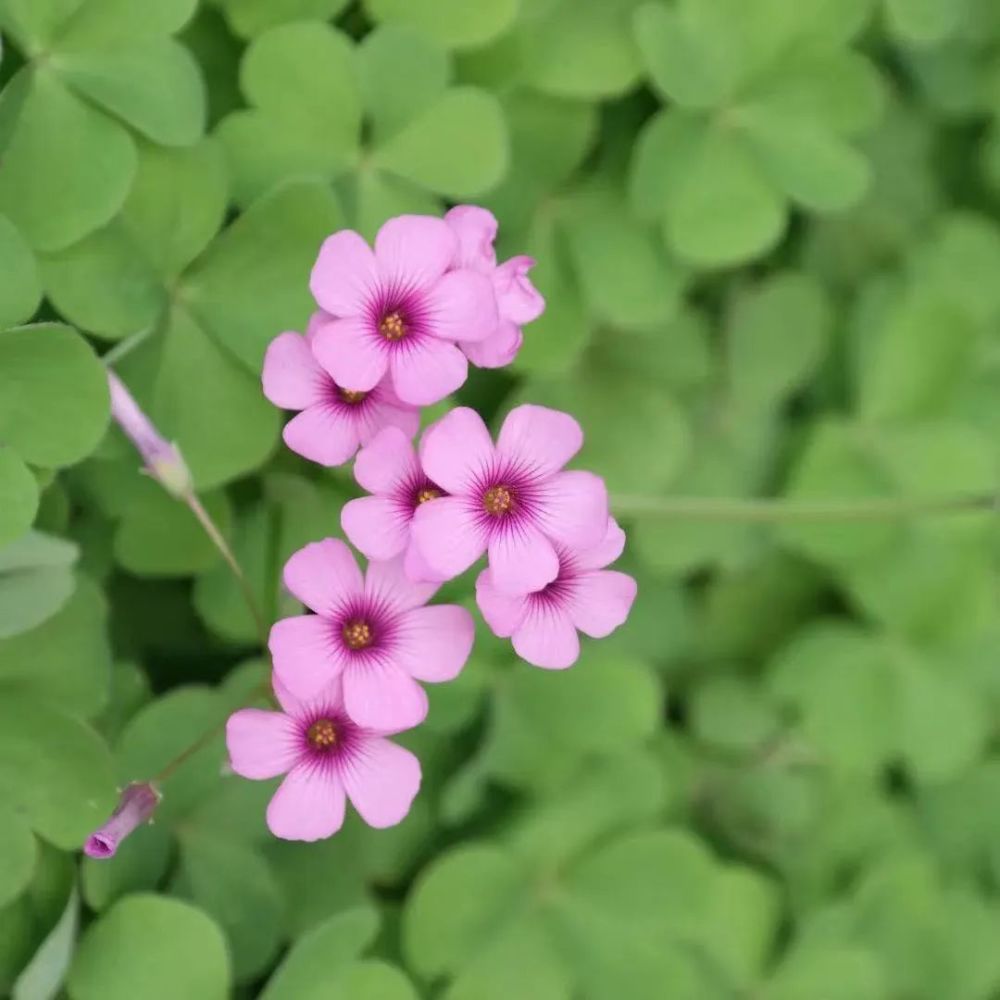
(230, 208, 636, 842)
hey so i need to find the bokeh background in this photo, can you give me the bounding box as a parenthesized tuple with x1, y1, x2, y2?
(3, 0, 1000, 997)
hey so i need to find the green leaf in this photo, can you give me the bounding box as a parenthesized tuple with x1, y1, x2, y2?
(0, 0, 84, 49)
(0, 531, 77, 640)
(691, 675, 781, 753)
(219, 0, 351, 38)
(0, 69, 135, 252)
(52, 0, 198, 45)
(0, 810, 36, 909)
(68, 895, 230, 1000)
(364, 0, 518, 49)
(0, 450, 39, 553)
(11, 882, 79, 1000)
(185, 181, 344, 373)
(765, 944, 889, 1000)
(0, 216, 41, 329)
(0, 694, 116, 847)
(373, 87, 508, 199)
(317, 962, 418, 1000)
(886, 0, 967, 44)
(57, 38, 205, 146)
(81, 822, 172, 911)
(0, 323, 110, 468)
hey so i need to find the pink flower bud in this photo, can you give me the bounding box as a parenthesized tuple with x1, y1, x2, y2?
(107, 371, 193, 499)
(84, 783, 161, 859)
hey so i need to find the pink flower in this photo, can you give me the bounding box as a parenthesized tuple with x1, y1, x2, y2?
(309, 215, 499, 406)
(444, 206, 545, 369)
(262, 316, 419, 467)
(341, 426, 447, 581)
(476, 518, 637, 669)
(226, 676, 420, 842)
(83, 783, 161, 859)
(410, 405, 609, 595)
(269, 539, 474, 729)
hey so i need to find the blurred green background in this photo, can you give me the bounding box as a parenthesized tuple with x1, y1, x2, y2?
(3, 0, 1000, 996)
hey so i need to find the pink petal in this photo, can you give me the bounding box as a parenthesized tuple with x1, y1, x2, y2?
(403, 538, 449, 583)
(374, 215, 457, 290)
(313, 316, 388, 393)
(269, 615, 342, 701)
(445, 205, 497, 271)
(568, 570, 637, 638)
(539, 471, 609, 550)
(272, 675, 346, 718)
(575, 517, 627, 571)
(422, 269, 498, 343)
(494, 256, 545, 324)
(487, 524, 560, 595)
(513, 608, 580, 670)
(497, 404, 583, 475)
(267, 765, 346, 841)
(411, 496, 486, 581)
(475, 569, 529, 637)
(395, 605, 475, 682)
(462, 320, 522, 369)
(389, 337, 468, 406)
(310, 230, 377, 317)
(343, 660, 429, 731)
(341, 737, 421, 828)
(364, 555, 439, 612)
(419, 407, 495, 494)
(305, 310, 333, 342)
(283, 538, 364, 615)
(341, 496, 410, 561)
(225, 708, 298, 779)
(358, 390, 421, 446)
(283, 405, 362, 467)
(262, 332, 324, 409)
(353, 426, 418, 495)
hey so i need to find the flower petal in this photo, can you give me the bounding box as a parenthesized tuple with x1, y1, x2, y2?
(512, 607, 580, 670)
(341, 737, 421, 828)
(374, 214, 457, 290)
(262, 332, 324, 409)
(226, 708, 298, 779)
(272, 675, 346, 718)
(403, 537, 449, 583)
(423, 269, 498, 343)
(539, 471, 609, 550)
(389, 337, 468, 406)
(283, 538, 363, 615)
(341, 496, 410, 561)
(445, 205, 497, 271)
(494, 256, 545, 324)
(343, 660, 428, 731)
(313, 316, 388, 393)
(395, 605, 475, 682)
(267, 765, 346, 841)
(497, 404, 583, 475)
(353, 426, 418, 494)
(475, 569, 529, 637)
(305, 310, 333, 342)
(462, 320, 522, 369)
(283, 405, 361, 467)
(269, 615, 342, 700)
(487, 524, 559, 595)
(575, 517, 627, 571)
(568, 570, 638, 638)
(419, 407, 495, 494)
(357, 388, 420, 447)
(310, 230, 377, 317)
(411, 496, 486, 581)
(364, 554, 439, 612)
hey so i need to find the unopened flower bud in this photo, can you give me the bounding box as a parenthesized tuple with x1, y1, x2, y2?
(84, 783, 161, 859)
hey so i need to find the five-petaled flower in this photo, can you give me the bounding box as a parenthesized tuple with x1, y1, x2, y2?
(476, 517, 637, 669)
(309, 215, 499, 406)
(269, 539, 474, 730)
(411, 404, 610, 595)
(226, 676, 421, 841)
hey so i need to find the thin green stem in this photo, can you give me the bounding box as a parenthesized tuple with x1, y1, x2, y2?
(186, 493, 270, 647)
(612, 492, 1000, 523)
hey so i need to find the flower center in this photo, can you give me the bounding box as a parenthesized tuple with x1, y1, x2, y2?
(307, 718, 338, 750)
(416, 487, 441, 505)
(483, 485, 514, 516)
(379, 310, 407, 341)
(338, 388, 367, 405)
(343, 618, 373, 650)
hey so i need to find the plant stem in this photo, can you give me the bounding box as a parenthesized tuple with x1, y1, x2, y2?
(612, 492, 1000, 523)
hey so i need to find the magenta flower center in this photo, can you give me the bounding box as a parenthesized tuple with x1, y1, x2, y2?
(379, 310, 408, 341)
(338, 387, 368, 405)
(416, 486, 442, 505)
(307, 718, 339, 750)
(483, 485, 515, 516)
(343, 618, 374, 649)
